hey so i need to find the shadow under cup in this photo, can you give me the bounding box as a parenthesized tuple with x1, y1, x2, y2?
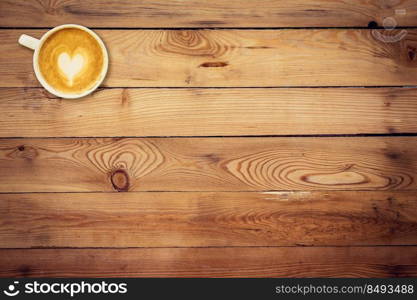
(34, 25, 108, 99)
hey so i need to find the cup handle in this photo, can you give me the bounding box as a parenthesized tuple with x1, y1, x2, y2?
(18, 34, 40, 50)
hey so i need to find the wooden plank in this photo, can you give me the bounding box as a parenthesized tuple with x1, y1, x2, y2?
(1, 0, 417, 28)
(1, 87, 417, 137)
(1, 247, 416, 277)
(1, 191, 416, 248)
(2, 29, 417, 87)
(0, 137, 416, 192)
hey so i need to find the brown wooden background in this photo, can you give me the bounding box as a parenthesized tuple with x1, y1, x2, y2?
(0, 0, 417, 277)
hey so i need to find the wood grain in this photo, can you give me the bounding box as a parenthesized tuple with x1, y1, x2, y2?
(0, 137, 416, 192)
(1, 247, 416, 278)
(1, 0, 417, 28)
(2, 87, 417, 137)
(3, 29, 417, 87)
(1, 191, 416, 248)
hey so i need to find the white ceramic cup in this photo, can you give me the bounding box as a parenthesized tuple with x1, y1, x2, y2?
(18, 24, 109, 99)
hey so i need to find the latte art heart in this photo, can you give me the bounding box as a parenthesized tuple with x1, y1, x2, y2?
(38, 28, 105, 95)
(58, 53, 85, 85)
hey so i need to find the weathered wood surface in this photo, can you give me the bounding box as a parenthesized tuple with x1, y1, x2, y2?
(2, 29, 417, 87)
(1, 87, 417, 137)
(0, 137, 415, 192)
(1, 0, 417, 279)
(1, 247, 416, 278)
(1, 191, 416, 248)
(1, 0, 416, 28)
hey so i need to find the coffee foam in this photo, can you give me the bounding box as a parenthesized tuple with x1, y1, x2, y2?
(38, 28, 104, 95)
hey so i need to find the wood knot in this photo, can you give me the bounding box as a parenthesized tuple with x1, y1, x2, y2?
(199, 62, 228, 68)
(110, 169, 130, 192)
(121, 89, 130, 107)
(387, 197, 396, 204)
(368, 21, 378, 28)
(407, 47, 416, 61)
(17, 265, 32, 277)
(385, 151, 400, 160)
(204, 153, 221, 163)
(15, 145, 38, 160)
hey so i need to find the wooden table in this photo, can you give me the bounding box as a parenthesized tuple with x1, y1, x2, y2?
(1, 0, 417, 278)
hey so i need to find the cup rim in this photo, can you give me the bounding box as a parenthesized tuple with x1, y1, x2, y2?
(33, 24, 109, 99)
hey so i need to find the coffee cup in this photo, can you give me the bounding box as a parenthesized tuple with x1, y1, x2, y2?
(18, 24, 109, 99)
